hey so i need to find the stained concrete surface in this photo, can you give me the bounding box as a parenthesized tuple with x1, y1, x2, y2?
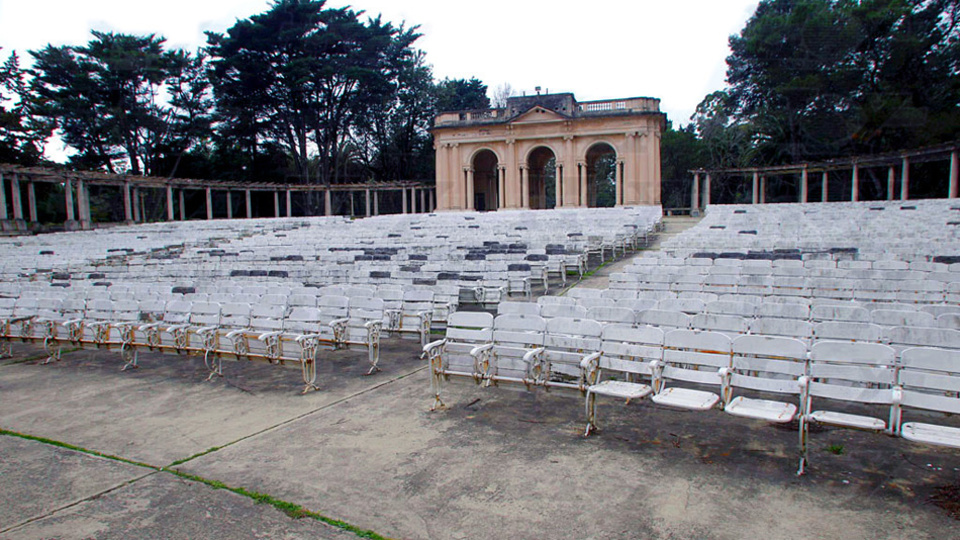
(1, 295, 959, 539)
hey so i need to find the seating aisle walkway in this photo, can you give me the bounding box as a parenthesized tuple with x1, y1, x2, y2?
(573, 215, 702, 290)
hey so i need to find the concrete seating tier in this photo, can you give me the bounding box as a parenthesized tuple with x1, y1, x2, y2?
(423, 315, 960, 475)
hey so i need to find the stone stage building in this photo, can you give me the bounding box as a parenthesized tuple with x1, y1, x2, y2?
(431, 92, 666, 211)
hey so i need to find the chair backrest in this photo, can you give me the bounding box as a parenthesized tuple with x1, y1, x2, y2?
(317, 295, 350, 322)
(657, 298, 705, 315)
(637, 309, 691, 330)
(811, 304, 871, 323)
(540, 303, 588, 319)
(704, 300, 757, 318)
(599, 323, 663, 377)
(249, 303, 286, 332)
(813, 321, 883, 343)
(220, 302, 252, 328)
(163, 300, 193, 325)
(544, 317, 603, 379)
(497, 301, 540, 316)
(729, 335, 808, 397)
(492, 314, 547, 380)
(884, 326, 960, 352)
(898, 347, 960, 415)
(807, 341, 897, 404)
(661, 329, 732, 386)
(870, 309, 936, 328)
(691, 313, 749, 337)
(445, 311, 494, 348)
(585, 306, 634, 325)
(348, 296, 384, 324)
(748, 317, 814, 342)
(189, 302, 222, 326)
(284, 307, 323, 335)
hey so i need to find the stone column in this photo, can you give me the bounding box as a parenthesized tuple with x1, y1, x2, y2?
(615, 160, 624, 206)
(506, 140, 518, 209)
(692, 172, 700, 211)
(465, 168, 475, 210)
(78, 181, 91, 228)
(132, 188, 140, 222)
(166, 185, 175, 221)
(27, 182, 37, 222)
(520, 166, 529, 209)
(751, 171, 759, 204)
(497, 166, 506, 209)
(365, 189, 371, 217)
(350, 191, 355, 217)
(821, 171, 829, 202)
(402, 187, 408, 214)
(900, 157, 910, 200)
(578, 162, 587, 207)
(429, 189, 435, 212)
(949, 150, 959, 199)
(64, 179, 74, 223)
(704, 173, 712, 208)
(420, 188, 426, 214)
(0, 172, 8, 221)
(800, 168, 808, 203)
(887, 166, 896, 201)
(286, 190, 293, 217)
(205, 188, 213, 220)
(245, 189, 252, 218)
(226, 191, 233, 219)
(124, 182, 133, 222)
(324, 190, 332, 216)
(759, 175, 766, 204)
(555, 164, 563, 208)
(851, 164, 859, 202)
(411, 187, 417, 213)
(373, 190, 380, 216)
(624, 132, 638, 204)
(562, 135, 576, 207)
(179, 189, 187, 221)
(273, 191, 280, 218)
(10, 174, 23, 221)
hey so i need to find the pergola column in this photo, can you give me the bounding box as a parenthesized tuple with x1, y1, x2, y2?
(420, 188, 426, 214)
(887, 166, 896, 201)
(123, 182, 133, 222)
(821, 171, 829, 202)
(274, 191, 280, 218)
(759, 175, 766, 204)
(365, 189, 371, 217)
(402, 187, 408, 214)
(900, 157, 910, 200)
(133, 188, 143, 223)
(851, 163, 859, 202)
(349, 191, 355, 217)
(800, 168, 809, 203)
(373, 190, 379, 216)
(64, 179, 75, 223)
(179, 189, 187, 221)
(245, 189, 252, 218)
(691, 172, 700, 211)
(704, 173, 712, 208)
(0, 172, 8, 221)
(205, 188, 213, 220)
(286, 190, 292, 217)
(226, 191, 233, 219)
(429, 189, 435, 212)
(751, 171, 759, 204)
(410, 187, 417, 213)
(10, 174, 23, 220)
(26, 182, 37, 222)
(324, 190, 332, 216)
(949, 150, 959, 199)
(77, 181, 91, 228)
(166, 185, 175, 221)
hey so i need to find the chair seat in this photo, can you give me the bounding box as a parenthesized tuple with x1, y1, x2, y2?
(725, 396, 796, 423)
(809, 410, 885, 431)
(901, 422, 960, 448)
(588, 380, 652, 400)
(651, 387, 719, 411)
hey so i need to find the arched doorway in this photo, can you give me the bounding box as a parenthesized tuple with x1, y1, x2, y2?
(585, 143, 617, 207)
(527, 146, 557, 209)
(471, 149, 499, 211)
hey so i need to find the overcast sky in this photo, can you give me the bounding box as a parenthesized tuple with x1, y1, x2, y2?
(0, 0, 758, 126)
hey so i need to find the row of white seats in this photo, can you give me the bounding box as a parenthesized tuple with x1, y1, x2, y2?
(424, 312, 960, 475)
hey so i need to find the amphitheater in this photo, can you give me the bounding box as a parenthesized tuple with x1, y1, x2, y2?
(2, 199, 960, 538)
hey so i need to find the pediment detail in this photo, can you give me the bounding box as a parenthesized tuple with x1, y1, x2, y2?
(509, 106, 568, 124)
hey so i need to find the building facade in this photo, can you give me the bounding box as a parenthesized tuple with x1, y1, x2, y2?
(431, 93, 666, 211)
